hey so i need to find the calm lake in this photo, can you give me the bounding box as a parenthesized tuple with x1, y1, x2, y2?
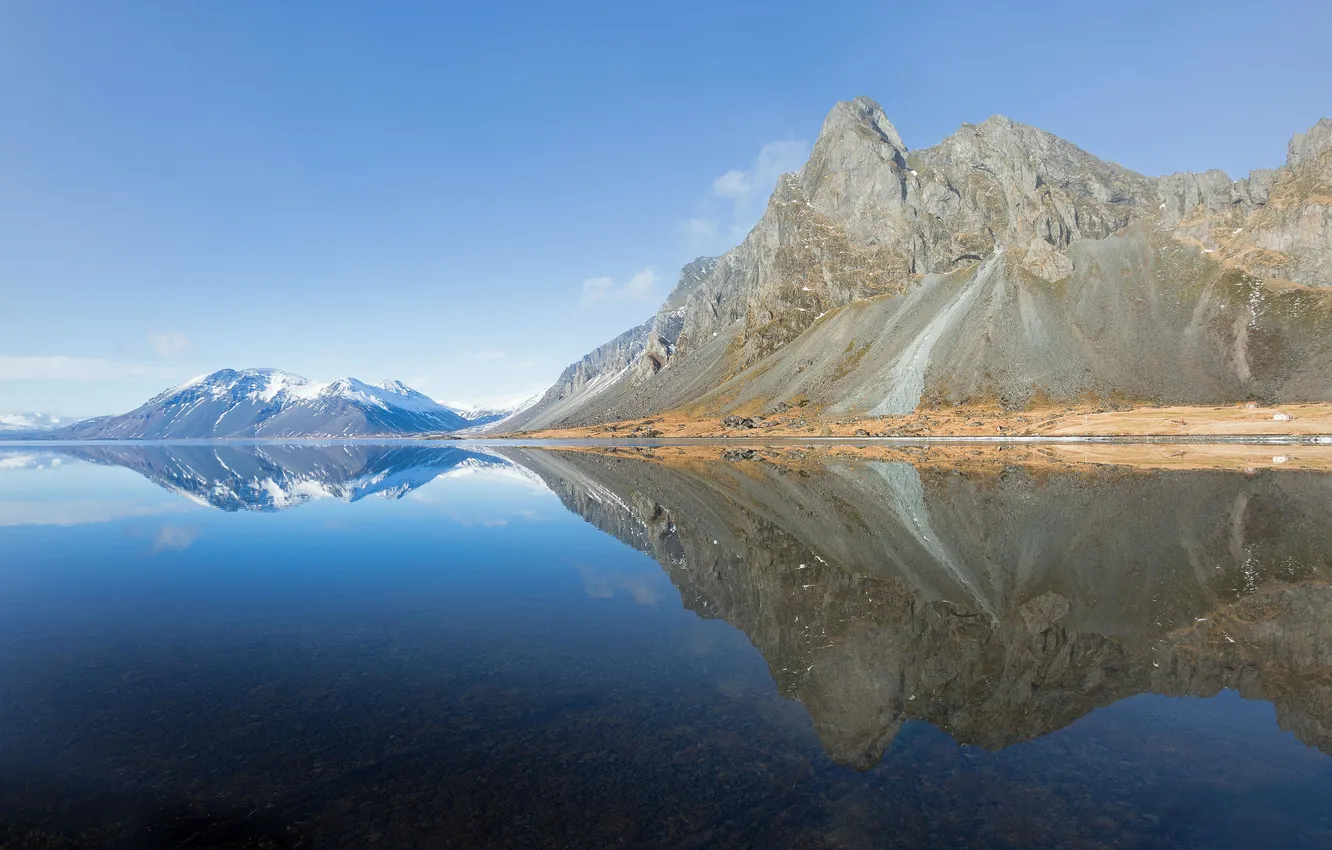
(2, 442, 1331, 848)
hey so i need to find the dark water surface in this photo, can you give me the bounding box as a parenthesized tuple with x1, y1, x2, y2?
(2, 442, 1331, 848)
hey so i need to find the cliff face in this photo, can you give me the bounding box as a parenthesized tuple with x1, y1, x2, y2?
(502, 320, 652, 431)
(512, 100, 1332, 430)
(501, 447, 1332, 767)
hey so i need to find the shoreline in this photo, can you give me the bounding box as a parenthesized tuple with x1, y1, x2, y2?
(6, 435, 1332, 473)
(3, 404, 1331, 447)
(496, 402, 1332, 441)
(5, 434, 1332, 447)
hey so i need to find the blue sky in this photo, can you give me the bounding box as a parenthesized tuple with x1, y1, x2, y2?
(2, 1, 1329, 417)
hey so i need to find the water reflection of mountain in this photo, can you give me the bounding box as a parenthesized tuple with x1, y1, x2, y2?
(61, 443, 508, 511)
(26, 442, 1332, 765)
(499, 446, 1332, 767)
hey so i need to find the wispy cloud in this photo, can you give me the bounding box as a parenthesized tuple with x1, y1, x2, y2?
(580, 267, 660, 304)
(680, 139, 809, 255)
(438, 384, 547, 411)
(574, 561, 665, 605)
(0, 499, 196, 527)
(0, 452, 63, 470)
(148, 331, 190, 357)
(152, 524, 199, 552)
(0, 356, 181, 382)
(680, 217, 718, 245)
(581, 276, 613, 301)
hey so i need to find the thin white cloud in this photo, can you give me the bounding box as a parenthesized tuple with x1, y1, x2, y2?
(153, 524, 199, 552)
(0, 356, 181, 382)
(712, 169, 752, 199)
(622, 268, 659, 299)
(0, 499, 196, 527)
(574, 561, 663, 605)
(148, 330, 191, 357)
(0, 453, 62, 470)
(581, 276, 614, 302)
(681, 138, 810, 254)
(680, 217, 719, 245)
(580, 267, 660, 304)
(439, 384, 547, 412)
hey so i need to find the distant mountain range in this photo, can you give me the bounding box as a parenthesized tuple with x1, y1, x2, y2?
(3, 371, 540, 441)
(502, 98, 1332, 432)
(0, 413, 79, 436)
(443, 396, 541, 431)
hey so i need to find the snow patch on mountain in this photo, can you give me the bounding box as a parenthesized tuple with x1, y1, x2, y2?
(444, 392, 545, 433)
(57, 368, 473, 439)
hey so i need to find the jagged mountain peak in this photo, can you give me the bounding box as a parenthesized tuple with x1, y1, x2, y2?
(820, 96, 907, 152)
(660, 256, 720, 312)
(157, 367, 315, 401)
(503, 98, 1332, 433)
(1288, 117, 1332, 168)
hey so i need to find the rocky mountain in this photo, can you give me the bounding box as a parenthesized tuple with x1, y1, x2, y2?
(501, 445, 1332, 766)
(54, 369, 471, 439)
(503, 322, 654, 431)
(508, 98, 1332, 431)
(503, 258, 720, 432)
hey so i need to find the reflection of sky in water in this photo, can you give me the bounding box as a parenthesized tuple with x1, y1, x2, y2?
(0, 450, 199, 527)
(1, 445, 1330, 848)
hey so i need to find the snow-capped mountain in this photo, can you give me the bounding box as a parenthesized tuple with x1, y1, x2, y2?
(445, 405, 514, 428)
(0, 413, 81, 435)
(55, 369, 472, 439)
(443, 394, 543, 434)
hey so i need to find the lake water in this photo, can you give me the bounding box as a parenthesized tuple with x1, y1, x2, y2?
(2, 442, 1331, 848)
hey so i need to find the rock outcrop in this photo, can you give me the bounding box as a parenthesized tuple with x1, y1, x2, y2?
(510, 100, 1332, 431)
(503, 321, 653, 430)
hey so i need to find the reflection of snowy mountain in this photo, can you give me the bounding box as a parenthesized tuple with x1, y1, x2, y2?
(63, 444, 513, 511)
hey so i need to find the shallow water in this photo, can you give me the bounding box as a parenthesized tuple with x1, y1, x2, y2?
(2, 443, 1331, 848)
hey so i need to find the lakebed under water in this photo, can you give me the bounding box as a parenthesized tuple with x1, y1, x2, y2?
(2, 441, 1331, 848)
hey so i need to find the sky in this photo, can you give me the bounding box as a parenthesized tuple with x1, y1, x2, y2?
(1, 0, 1330, 417)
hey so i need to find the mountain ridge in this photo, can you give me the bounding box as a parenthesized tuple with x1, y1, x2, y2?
(55, 368, 472, 439)
(504, 98, 1332, 433)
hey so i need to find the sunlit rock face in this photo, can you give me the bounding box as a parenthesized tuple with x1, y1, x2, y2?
(512, 101, 1332, 430)
(501, 446, 1332, 767)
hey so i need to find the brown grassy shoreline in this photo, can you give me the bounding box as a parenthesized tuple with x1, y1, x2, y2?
(496, 402, 1332, 441)
(521, 441, 1332, 474)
